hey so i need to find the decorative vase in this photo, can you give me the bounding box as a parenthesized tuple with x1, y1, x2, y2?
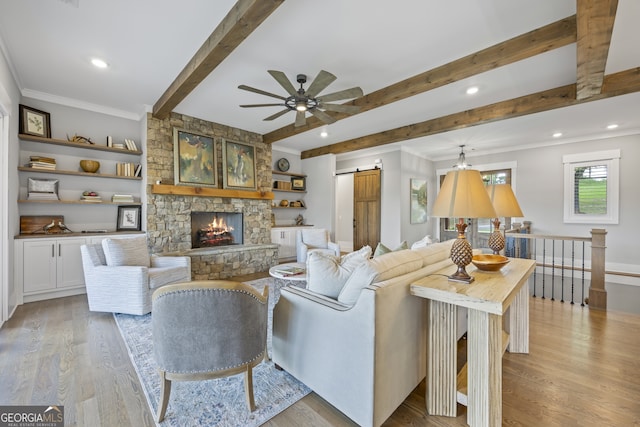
(80, 160, 100, 173)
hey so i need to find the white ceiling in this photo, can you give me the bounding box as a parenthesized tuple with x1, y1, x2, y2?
(1, 0, 639, 162)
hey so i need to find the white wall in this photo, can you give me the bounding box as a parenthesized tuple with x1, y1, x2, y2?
(401, 150, 435, 245)
(334, 174, 354, 252)
(302, 154, 335, 235)
(432, 135, 640, 284)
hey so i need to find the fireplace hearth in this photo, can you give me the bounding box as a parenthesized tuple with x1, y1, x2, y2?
(191, 212, 243, 248)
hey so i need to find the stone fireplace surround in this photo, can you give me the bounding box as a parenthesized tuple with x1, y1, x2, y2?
(145, 113, 277, 280)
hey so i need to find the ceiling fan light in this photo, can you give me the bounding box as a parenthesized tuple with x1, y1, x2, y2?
(296, 102, 307, 112)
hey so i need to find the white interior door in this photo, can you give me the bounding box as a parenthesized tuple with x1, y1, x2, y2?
(334, 174, 354, 253)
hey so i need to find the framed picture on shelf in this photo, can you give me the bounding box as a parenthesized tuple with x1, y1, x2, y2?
(410, 178, 427, 224)
(222, 139, 257, 191)
(116, 205, 141, 231)
(291, 176, 306, 191)
(173, 128, 217, 187)
(19, 104, 51, 138)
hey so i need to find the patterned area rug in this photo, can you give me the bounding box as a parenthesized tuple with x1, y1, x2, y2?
(114, 277, 310, 427)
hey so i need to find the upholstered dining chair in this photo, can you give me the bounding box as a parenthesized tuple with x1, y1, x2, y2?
(296, 228, 340, 262)
(152, 280, 269, 422)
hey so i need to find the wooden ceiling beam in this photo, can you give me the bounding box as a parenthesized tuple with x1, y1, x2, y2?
(263, 15, 577, 144)
(301, 68, 640, 159)
(576, 0, 618, 100)
(152, 0, 284, 119)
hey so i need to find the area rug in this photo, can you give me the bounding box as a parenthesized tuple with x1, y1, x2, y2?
(114, 277, 311, 427)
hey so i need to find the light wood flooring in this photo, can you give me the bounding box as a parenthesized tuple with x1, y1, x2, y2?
(1, 278, 639, 426)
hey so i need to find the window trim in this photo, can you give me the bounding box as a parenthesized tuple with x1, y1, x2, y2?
(563, 149, 620, 224)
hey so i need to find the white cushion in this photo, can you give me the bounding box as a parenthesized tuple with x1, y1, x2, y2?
(301, 229, 329, 248)
(102, 236, 150, 267)
(411, 239, 454, 267)
(338, 249, 423, 305)
(410, 235, 434, 249)
(306, 246, 371, 298)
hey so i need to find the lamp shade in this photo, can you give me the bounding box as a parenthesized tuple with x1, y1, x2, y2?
(432, 169, 497, 219)
(486, 184, 524, 218)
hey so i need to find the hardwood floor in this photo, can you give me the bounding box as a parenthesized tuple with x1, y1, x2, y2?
(1, 286, 639, 426)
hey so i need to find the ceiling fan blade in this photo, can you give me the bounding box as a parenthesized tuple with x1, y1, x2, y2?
(264, 109, 291, 121)
(268, 70, 298, 96)
(317, 86, 364, 102)
(305, 70, 337, 98)
(319, 103, 361, 113)
(309, 108, 337, 125)
(240, 103, 285, 108)
(238, 84, 286, 100)
(295, 111, 306, 127)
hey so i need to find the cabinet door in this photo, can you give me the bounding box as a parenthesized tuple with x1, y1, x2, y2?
(281, 229, 298, 259)
(23, 240, 57, 293)
(56, 238, 87, 288)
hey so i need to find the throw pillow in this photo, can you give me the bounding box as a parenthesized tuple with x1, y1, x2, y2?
(373, 240, 408, 258)
(102, 235, 150, 267)
(306, 245, 372, 298)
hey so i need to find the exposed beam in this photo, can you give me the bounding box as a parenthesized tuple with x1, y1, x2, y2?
(152, 0, 285, 119)
(263, 16, 577, 144)
(576, 0, 618, 100)
(301, 68, 640, 159)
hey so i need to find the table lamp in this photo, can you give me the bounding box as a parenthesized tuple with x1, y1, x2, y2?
(432, 169, 497, 283)
(486, 184, 524, 255)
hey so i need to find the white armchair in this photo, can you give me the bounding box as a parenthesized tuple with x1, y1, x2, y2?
(296, 228, 340, 262)
(80, 236, 191, 315)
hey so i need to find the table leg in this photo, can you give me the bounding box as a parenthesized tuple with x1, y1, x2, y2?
(467, 309, 502, 427)
(506, 282, 529, 353)
(426, 300, 457, 416)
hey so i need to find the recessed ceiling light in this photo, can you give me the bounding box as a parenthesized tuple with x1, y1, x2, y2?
(91, 58, 108, 69)
(553, 132, 563, 138)
(607, 123, 618, 130)
(466, 86, 479, 95)
(320, 130, 328, 138)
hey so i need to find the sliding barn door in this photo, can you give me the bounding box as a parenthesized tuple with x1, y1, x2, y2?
(353, 169, 381, 251)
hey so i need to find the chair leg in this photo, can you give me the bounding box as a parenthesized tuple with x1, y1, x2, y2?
(244, 364, 256, 411)
(157, 370, 172, 422)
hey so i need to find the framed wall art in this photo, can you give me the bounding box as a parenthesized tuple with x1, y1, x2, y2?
(291, 176, 306, 191)
(173, 128, 217, 187)
(19, 104, 51, 138)
(222, 139, 257, 191)
(116, 205, 141, 231)
(410, 178, 427, 224)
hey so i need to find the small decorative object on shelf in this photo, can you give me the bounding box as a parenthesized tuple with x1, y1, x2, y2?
(295, 214, 304, 225)
(67, 133, 94, 144)
(279, 200, 289, 207)
(27, 178, 59, 200)
(80, 159, 100, 173)
(80, 191, 102, 203)
(277, 157, 290, 172)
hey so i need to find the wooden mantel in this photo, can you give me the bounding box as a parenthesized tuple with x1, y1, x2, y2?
(151, 184, 274, 200)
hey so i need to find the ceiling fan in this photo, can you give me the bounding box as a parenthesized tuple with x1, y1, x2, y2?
(238, 70, 363, 127)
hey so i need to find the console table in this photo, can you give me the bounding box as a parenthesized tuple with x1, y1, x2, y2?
(410, 257, 535, 427)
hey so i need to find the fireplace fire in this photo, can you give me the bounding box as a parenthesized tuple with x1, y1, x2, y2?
(191, 212, 243, 248)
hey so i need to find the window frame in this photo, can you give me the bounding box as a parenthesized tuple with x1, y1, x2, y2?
(563, 150, 620, 224)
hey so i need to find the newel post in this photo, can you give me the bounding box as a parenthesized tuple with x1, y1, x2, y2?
(588, 228, 607, 310)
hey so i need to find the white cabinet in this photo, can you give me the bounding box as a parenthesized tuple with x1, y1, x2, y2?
(18, 237, 86, 300)
(15, 233, 142, 303)
(271, 227, 311, 261)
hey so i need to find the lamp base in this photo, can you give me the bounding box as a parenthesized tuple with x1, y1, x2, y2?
(449, 221, 474, 283)
(488, 218, 505, 255)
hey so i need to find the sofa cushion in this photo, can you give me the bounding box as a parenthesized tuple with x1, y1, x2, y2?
(373, 241, 408, 258)
(411, 239, 454, 267)
(410, 234, 434, 249)
(307, 246, 372, 298)
(102, 236, 150, 267)
(338, 249, 423, 305)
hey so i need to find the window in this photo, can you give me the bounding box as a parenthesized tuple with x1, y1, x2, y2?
(563, 150, 620, 224)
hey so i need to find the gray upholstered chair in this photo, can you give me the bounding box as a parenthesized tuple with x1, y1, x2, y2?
(152, 280, 269, 422)
(80, 236, 191, 315)
(296, 228, 340, 262)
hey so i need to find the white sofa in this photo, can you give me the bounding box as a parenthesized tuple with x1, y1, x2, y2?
(272, 239, 456, 427)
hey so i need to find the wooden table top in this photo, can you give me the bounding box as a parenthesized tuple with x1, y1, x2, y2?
(410, 257, 536, 315)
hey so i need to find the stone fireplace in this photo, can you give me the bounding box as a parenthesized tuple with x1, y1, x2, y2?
(191, 211, 243, 248)
(145, 112, 278, 280)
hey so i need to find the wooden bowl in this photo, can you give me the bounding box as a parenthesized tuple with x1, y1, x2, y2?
(471, 254, 510, 271)
(80, 160, 100, 173)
